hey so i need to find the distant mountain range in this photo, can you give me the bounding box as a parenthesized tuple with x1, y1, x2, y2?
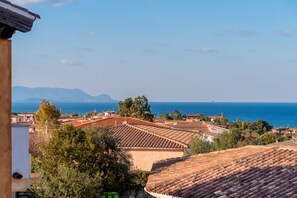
(12, 86, 118, 103)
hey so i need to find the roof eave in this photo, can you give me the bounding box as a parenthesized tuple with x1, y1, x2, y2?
(144, 187, 180, 198)
(121, 147, 187, 151)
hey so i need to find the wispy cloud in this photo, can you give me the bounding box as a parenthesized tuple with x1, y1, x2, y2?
(89, 32, 96, 37)
(76, 47, 95, 52)
(12, 0, 46, 4)
(59, 59, 82, 66)
(185, 48, 218, 54)
(227, 29, 255, 37)
(52, 0, 74, 7)
(12, 0, 74, 6)
(276, 29, 294, 37)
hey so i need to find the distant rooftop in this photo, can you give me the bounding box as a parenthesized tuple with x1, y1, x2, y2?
(74, 117, 162, 128)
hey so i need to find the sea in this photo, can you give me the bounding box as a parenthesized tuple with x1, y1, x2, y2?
(12, 102, 297, 128)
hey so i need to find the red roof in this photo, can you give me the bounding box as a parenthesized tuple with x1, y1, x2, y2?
(146, 145, 297, 197)
(111, 124, 199, 150)
(75, 117, 161, 128)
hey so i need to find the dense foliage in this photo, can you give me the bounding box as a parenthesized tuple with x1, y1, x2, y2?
(30, 125, 132, 196)
(199, 114, 211, 122)
(30, 165, 102, 198)
(212, 114, 229, 126)
(229, 120, 273, 135)
(127, 170, 150, 192)
(190, 138, 212, 154)
(35, 100, 61, 133)
(190, 119, 290, 155)
(118, 96, 154, 122)
(160, 110, 183, 120)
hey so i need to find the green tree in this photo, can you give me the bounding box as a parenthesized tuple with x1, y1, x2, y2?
(85, 127, 132, 192)
(171, 110, 183, 120)
(127, 170, 150, 194)
(32, 125, 131, 196)
(30, 165, 102, 198)
(212, 131, 240, 150)
(35, 100, 60, 134)
(118, 96, 154, 122)
(257, 133, 291, 145)
(213, 114, 229, 126)
(159, 110, 183, 121)
(159, 113, 173, 120)
(200, 114, 211, 122)
(253, 120, 273, 135)
(118, 97, 133, 117)
(190, 138, 212, 154)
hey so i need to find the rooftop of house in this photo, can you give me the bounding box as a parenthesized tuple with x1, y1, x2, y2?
(162, 120, 222, 137)
(74, 116, 162, 128)
(268, 137, 297, 148)
(145, 143, 297, 198)
(111, 124, 200, 150)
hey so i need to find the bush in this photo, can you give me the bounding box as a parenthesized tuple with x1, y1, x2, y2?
(30, 125, 131, 196)
(190, 138, 212, 154)
(30, 165, 102, 198)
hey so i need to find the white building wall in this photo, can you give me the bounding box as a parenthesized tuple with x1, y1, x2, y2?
(12, 124, 30, 179)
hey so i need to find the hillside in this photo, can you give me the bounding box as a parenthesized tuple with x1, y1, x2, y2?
(12, 86, 118, 103)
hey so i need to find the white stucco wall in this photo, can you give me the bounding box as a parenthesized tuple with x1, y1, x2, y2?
(12, 124, 30, 179)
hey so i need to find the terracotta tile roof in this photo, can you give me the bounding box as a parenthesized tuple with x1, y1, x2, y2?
(62, 118, 93, 127)
(146, 145, 297, 198)
(268, 139, 297, 148)
(164, 121, 220, 137)
(165, 121, 205, 127)
(75, 117, 161, 128)
(132, 124, 198, 145)
(111, 124, 199, 150)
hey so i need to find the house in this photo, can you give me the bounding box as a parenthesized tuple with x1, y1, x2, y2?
(158, 120, 226, 142)
(71, 117, 200, 170)
(185, 114, 201, 120)
(145, 143, 297, 197)
(12, 124, 31, 197)
(103, 110, 116, 117)
(209, 115, 223, 122)
(111, 124, 199, 170)
(11, 113, 35, 124)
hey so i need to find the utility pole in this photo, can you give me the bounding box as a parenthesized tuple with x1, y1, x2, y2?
(45, 120, 48, 139)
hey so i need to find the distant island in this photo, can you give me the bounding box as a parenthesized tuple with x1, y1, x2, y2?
(12, 86, 118, 103)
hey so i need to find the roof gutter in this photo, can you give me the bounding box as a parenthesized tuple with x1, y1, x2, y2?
(144, 187, 180, 198)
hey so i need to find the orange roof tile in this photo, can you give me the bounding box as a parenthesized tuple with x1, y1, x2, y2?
(164, 121, 219, 137)
(132, 124, 198, 145)
(75, 117, 161, 128)
(111, 124, 199, 150)
(146, 145, 297, 197)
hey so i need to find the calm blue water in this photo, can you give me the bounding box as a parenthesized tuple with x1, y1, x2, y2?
(12, 102, 297, 128)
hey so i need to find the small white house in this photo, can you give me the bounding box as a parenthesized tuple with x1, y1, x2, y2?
(12, 124, 31, 197)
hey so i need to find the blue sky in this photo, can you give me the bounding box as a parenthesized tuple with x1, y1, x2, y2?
(11, 0, 297, 102)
